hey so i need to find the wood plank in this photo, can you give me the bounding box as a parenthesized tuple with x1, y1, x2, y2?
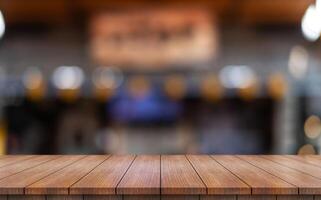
(46, 196, 83, 200)
(187, 155, 250, 195)
(0, 156, 34, 168)
(0, 196, 6, 200)
(0, 155, 85, 194)
(117, 155, 160, 195)
(123, 195, 160, 200)
(7, 196, 45, 200)
(0, 156, 9, 161)
(262, 155, 321, 179)
(212, 156, 297, 195)
(238, 196, 276, 200)
(0, 155, 59, 180)
(161, 196, 199, 200)
(277, 196, 313, 200)
(84, 196, 122, 200)
(284, 155, 321, 168)
(238, 156, 321, 195)
(70, 155, 134, 195)
(161, 155, 206, 195)
(200, 195, 236, 200)
(26, 155, 108, 195)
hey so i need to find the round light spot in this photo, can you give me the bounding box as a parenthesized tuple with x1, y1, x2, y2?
(52, 66, 84, 90)
(298, 144, 316, 155)
(304, 115, 321, 139)
(127, 76, 150, 98)
(164, 75, 186, 100)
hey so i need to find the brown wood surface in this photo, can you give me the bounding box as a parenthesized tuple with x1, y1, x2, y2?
(277, 196, 313, 200)
(187, 155, 250, 195)
(262, 155, 321, 179)
(70, 155, 134, 195)
(123, 195, 160, 200)
(0, 155, 59, 180)
(282, 155, 321, 168)
(0, 156, 85, 195)
(83, 196, 121, 200)
(46, 196, 83, 200)
(162, 196, 199, 200)
(118, 155, 160, 195)
(238, 156, 321, 195)
(26, 155, 108, 195)
(0, 156, 35, 168)
(161, 155, 206, 195)
(7, 196, 45, 200)
(200, 195, 236, 200)
(1, 155, 321, 197)
(212, 156, 297, 195)
(238, 195, 276, 200)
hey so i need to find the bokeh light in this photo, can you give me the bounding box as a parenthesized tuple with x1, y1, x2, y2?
(127, 76, 151, 99)
(288, 46, 309, 79)
(304, 115, 321, 139)
(298, 144, 316, 155)
(301, 5, 321, 41)
(92, 66, 123, 90)
(163, 75, 186, 100)
(219, 65, 256, 89)
(0, 10, 5, 39)
(52, 66, 84, 90)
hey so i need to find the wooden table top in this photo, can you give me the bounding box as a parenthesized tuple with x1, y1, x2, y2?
(0, 155, 321, 196)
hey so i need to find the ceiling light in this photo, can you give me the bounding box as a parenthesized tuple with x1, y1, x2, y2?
(301, 5, 321, 41)
(0, 10, 5, 39)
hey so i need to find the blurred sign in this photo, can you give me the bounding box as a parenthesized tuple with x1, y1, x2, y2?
(90, 8, 217, 69)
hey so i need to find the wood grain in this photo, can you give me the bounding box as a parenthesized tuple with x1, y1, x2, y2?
(161, 155, 206, 195)
(161, 196, 199, 200)
(1, 155, 321, 197)
(7, 196, 45, 200)
(238, 196, 276, 200)
(26, 155, 108, 195)
(70, 155, 134, 195)
(0, 155, 59, 180)
(0, 156, 34, 168)
(277, 196, 313, 200)
(0, 155, 84, 194)
(84, 196, 122, 200)
(212, 156, 297, 195)
(201, 195, 236, 200)
(117, 155, 160, 195)
(46, 196, 83, 200)
(262, 156, 321, 179)
(187, 155, 250, 195)
(123, 195, 160, 200)
(284, 155, 321, 168)
(238, 155, 321, 195)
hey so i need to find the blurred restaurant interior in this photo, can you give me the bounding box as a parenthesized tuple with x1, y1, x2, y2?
(0, 0, 321, 155)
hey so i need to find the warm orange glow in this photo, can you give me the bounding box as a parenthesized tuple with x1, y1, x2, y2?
(127, 76, 151, 98)
(298, 144, 316, 155)
(164, 75, 186, 101)
(267, 73, 288, 100)
(304, 115, 321, 139)
(201, 74, 223, 102)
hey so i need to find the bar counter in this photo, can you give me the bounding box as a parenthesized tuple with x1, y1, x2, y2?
(0, 155, 321, 200)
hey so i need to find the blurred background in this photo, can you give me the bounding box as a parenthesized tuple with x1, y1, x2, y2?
(0, 0, 320, 155)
